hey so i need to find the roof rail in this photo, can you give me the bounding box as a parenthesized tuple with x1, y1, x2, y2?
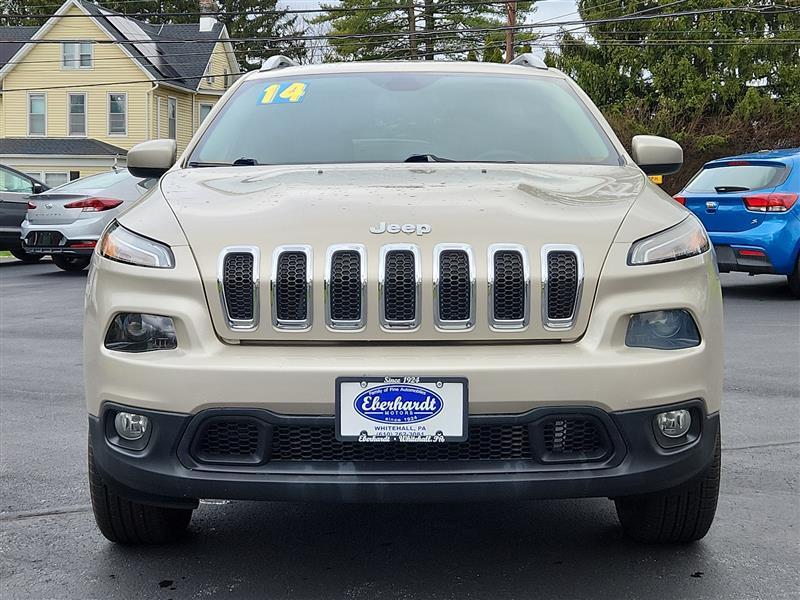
(509, 53, 548, 70)
(260, 55, 300, 72)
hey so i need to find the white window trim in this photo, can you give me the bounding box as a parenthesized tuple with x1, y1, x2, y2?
(107, 92, 128, 137)
(27, 91, 47, 137)
(167, 96, 177, 140)
(199, 102, 214, 125)
(43, 172, 70, 187)
(156, 97, 162, 138)
(67, 92, 87, 137)
(61, 41, 93, 70)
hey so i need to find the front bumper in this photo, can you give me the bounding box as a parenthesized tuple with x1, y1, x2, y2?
(90, 400, 719, 507)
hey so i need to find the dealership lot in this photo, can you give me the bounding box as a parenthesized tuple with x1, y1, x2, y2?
(0, 262, 798, 599)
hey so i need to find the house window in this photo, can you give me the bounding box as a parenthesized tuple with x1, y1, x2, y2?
(28, 93, 46, 136)
(62, 42, 92, 69)
(223, 68, 228, 88)
(108, 93, 127, 135)
(168, 97, 177, 139)
(44, 172, 69, 188)
(68, 93, 86, 136)
(199, 103, 213, 125)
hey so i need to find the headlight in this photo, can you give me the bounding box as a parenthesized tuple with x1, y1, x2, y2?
(626, 309, 701, 350)
(628, 217, 709, 265)
(104, 313, 177, 352)
(98, 221, 174, 268)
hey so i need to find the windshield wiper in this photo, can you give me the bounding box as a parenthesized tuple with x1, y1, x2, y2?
(404, 153, 455, 163)
(187, 158, 260, 168)
(714, 185, 750, 193)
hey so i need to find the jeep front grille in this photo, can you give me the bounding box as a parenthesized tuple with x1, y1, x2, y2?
(220, 243, 584, 334)
(271, 245, 312, 330)
(541, 245, 583, 329)
(218, 246, 259, 330)
(379, 244, 421, 329)
(325, 245, 366, 329)
(488, 244, 529, 329)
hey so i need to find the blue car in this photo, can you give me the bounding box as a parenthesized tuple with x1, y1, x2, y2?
(675, 148, 800, 298)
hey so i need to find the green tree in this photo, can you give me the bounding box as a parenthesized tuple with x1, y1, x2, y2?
(314, 1, 536, 62)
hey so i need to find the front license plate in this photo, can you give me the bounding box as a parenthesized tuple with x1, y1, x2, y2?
(336, 377, 468, 443)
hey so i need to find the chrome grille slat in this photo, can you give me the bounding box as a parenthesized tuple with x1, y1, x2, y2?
(325, 244, 366, 330)
(271, 245, 312, 330)
(541, 244, 583, 330)
(433, 244, 475, 330)
(488, 244, 529, 330)
(379, 244, 421, 330)
(217, 246, 260, 330)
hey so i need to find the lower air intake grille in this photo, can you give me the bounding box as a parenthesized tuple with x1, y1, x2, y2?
(542, 417, 605, 460)
(329, 250, 362, 321)
(546, 251, 579, 320)
(275, 251, 308, 322)
(270, 423, 532, 461)
(194, 418, 267, 464)
(438, 250, 471, 322)
(383, 250, 417, 323)
(492, 250, 525, 321)
(222, 252, 255, 322)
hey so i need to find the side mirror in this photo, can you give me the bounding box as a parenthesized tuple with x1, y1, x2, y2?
(31, 182, 46, 194)
(127, 139, 177, 179)
(631, 135, 683, 176)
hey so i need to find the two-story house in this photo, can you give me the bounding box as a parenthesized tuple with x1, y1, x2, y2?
(0, 0, 240, 186)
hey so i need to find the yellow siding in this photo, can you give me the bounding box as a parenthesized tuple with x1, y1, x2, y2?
(0, 95, 3, 137)
(1, 4, 151, 148)
(197, 42, 234, 92)
(152, 89, 195, 153)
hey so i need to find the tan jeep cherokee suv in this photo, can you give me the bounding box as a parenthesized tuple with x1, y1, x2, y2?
(84, 56, 722, 545)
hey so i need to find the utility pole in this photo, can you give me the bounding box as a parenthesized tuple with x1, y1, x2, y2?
(505, 0, 517, 63)
(408, 0, 417, 59)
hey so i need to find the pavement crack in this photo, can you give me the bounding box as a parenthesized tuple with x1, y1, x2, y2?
(722, 441, 800, 452)
(0, 504, 91, 522)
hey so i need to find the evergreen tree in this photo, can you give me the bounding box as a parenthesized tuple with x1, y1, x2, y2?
(314, 1, 535, 62)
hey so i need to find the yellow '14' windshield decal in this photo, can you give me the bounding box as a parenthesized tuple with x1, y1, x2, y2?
(259, 82, 307, 105)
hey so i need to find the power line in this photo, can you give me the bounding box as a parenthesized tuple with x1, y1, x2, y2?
(1, 6, 798, 46)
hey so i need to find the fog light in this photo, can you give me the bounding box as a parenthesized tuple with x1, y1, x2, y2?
(114, 412, 150, 441)
(656, 410, 691, 438)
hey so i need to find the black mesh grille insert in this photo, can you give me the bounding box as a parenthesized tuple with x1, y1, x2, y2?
(492, 251, 525, 321)
(438, 250, 471, 321)
(195, 419, 264, 463)
(546, 251, 579, 320)
(383, 250, 416, 322)
(275, 251, 308, 322)
(329, 250, 362, 321)
(270, 423, 532, 462)
(543, 417, 604, 457)
(222, 252, 254, 322)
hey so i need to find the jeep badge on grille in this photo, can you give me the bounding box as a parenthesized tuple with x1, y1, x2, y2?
(370, 222, 432, 235)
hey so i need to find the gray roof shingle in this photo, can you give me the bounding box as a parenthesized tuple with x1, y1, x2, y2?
(0, 2, 230, 92)
(0, 138, 128, 156)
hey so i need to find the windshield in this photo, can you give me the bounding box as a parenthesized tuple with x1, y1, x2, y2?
(188, 73, 620, 166)
(685, 163, 788, 193)
(49, 169, 133, 193)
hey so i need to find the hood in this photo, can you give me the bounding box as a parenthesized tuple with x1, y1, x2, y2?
(153, 163, 648, 342)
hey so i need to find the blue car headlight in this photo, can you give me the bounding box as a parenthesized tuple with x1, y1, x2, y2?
(625, 309, 701, 350)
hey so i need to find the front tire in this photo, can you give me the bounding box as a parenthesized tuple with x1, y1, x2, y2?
(9, 247, 43, 264)
(88, 441, 193, 544)
(52, 254, 91, 272)
(614, 432, 721, 543)
(788, 257, 800, 299)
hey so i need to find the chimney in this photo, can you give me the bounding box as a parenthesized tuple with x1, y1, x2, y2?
(199, 0, 216, 33)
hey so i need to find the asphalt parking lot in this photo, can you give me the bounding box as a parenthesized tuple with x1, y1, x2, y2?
(1, 260, 798, 600)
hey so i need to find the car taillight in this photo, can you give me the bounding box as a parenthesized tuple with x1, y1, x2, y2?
(27, 202, 36, 209)
(673, 195, 686, 206)
(742, 193, 798, 213)
(63, 197, 124, 212)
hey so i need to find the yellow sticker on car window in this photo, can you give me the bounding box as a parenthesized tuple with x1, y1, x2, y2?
(258, 82, 307, 105)
(649, 175, 663, 185)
